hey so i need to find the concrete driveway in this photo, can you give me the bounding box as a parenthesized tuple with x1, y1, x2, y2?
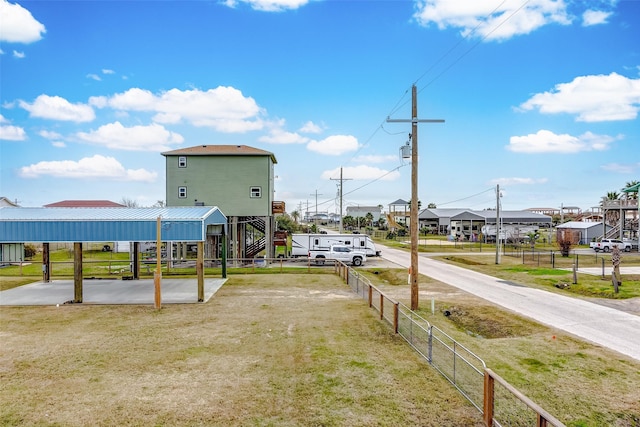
(0, 277, 227, 306)
(378, 243, 640, 362)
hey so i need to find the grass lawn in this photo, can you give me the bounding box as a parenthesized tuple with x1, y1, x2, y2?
(0, 274, 484, 427)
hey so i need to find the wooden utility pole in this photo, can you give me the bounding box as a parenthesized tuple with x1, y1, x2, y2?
(330, 167, 351, 233)
(311, 190, 322, 230)
(387, 85, 444, 310)
(495, 184, 501, 265)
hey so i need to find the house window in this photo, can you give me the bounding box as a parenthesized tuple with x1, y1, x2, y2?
(250, 186, 262, 198)
(178, 156, 187, 168)
(178, 186, 187, 198)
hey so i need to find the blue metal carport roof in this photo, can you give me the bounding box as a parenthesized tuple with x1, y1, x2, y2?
(0, 206, 227, 243)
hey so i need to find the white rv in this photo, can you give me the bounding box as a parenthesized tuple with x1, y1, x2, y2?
(291, 233, 380, 257)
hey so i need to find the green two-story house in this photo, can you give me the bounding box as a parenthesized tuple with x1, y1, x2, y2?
(162, 145, 284, 259)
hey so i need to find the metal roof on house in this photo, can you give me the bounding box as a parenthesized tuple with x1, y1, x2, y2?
(43, 200, 126, 208)
(622, 182, 640, 193)
(161, 145, 277, 163)
(419, 208, 551, 224)
(0, 207, 226, 243)
(420, 208, 471, 219)
(44, 200, 126, 208)
(557, 221, 604, 230)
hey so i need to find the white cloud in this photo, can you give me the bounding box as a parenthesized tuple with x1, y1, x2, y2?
(321, 165, 401, 181)
(489, 177, 548, 186)
(19, 155, 157, 182)
(506, 129, 617, 153)
(93, 86, 265, 133)
(307, 135, 359, 155)
(52, 141, 66, 148)
(86, 73, 101, 81)
(299, 121, 323, 134)
(0, 114, 7, 123)
(19, 94, 95, 122)
(352, 154, 397, 164)
(102, 69, 115, 74)
(600, 163, 640, 174)
(0, 124, 26, 140)
(413, 0, 571, 41)
(0, 0, 46, 43)
(519, 72, 640, 122)
(76, 121, 184, 151)
(38, 130, 62, 140)
(222, 0, 310, 12)
(12, 50, 24, 58)
(259, 128, 309, 144)
(582, 9, 611, 26)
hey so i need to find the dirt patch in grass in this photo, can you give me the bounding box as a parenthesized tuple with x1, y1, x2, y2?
(0, 274, 483, 427)
(438, 305, 546, 339)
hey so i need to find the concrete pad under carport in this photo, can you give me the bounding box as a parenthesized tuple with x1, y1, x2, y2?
(0, 278, 227, 306)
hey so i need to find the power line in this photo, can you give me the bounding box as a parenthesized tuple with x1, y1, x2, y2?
(436, 187, 495, 206)
(305, 1, 533, 206)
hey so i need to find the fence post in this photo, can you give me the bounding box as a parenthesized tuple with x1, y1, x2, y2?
(380, 294, 384, 320)
(428, 325, 433, 363)
(368, 285, 373, 307)
(394, 302, 399, 333)
(552, 251, 555, 269)
(601, 258, 605, 279)
(484, 370, 495, 427)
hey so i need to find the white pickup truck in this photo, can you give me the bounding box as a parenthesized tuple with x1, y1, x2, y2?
(590, 239, 632, 253)
(309, 244, 367, 266)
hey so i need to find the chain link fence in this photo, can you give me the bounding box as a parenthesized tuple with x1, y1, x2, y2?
(339, 264, 564, 427)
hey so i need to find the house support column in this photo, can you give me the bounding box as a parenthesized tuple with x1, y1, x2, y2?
(265, 216, 273, 258)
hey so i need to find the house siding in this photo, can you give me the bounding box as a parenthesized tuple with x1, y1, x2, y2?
(165, 154, 273, 216)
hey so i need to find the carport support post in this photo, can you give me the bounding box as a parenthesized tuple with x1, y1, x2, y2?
(73, 242, 83, 303)
(154, 216, 162, 309)
(133, 242, 140, 280)
(197, 241, 204, 302)
(42, 243, 51, 282)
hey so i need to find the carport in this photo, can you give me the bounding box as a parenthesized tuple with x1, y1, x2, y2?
(0, 206, 227, 304)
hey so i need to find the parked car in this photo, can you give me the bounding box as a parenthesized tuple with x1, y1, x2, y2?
(590, 239, 632, 252)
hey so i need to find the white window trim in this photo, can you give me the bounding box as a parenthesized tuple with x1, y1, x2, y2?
(250, 186, 262, 198)
(178, 186, 187, 198)
(178, 156, 187, 168)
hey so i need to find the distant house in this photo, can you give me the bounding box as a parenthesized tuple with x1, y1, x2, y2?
(0, 198, 22, 264)
(419, 208, 552, 242)
(0, 197, 19, 207)
(388, 199, 410, 228)
(44, 200, 125, 208)
(556, 221, 610, 245)
(346, 205, 382, 223)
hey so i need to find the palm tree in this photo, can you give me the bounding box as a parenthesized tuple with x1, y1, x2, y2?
(623, 180, 639, 200)
(606, 191, 620, 201)
(291, 210, 300, 224)
(365, 212, 374, 227)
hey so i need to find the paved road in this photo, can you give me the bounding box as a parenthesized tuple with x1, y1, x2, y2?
(378, 244, 640, 362)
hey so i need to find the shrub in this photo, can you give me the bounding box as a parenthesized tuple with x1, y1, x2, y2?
(24, 244, 37, 259)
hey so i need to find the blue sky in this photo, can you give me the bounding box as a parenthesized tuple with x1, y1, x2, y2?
(1, 0, 638, 215)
